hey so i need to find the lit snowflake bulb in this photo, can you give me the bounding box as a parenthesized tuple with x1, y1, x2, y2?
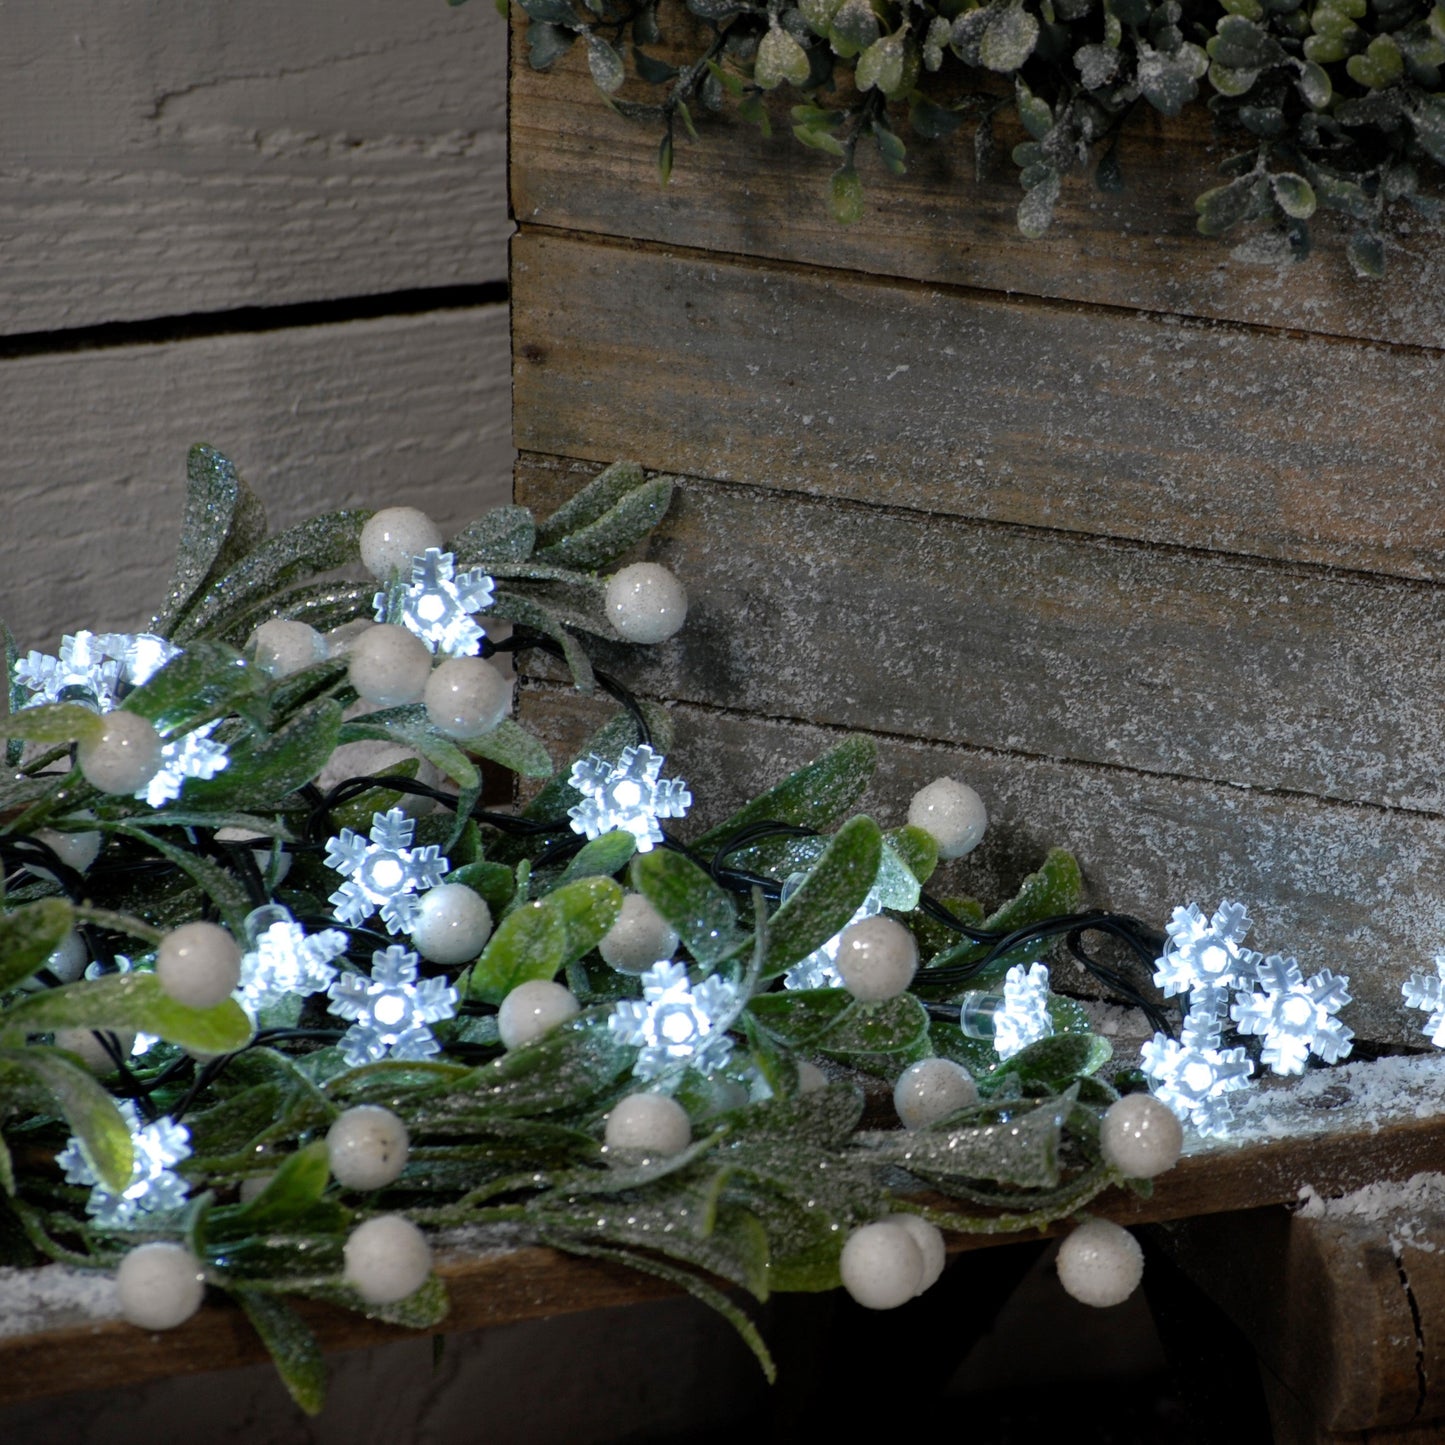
(423, 656, 510, 738)
(58, 1099, 192, 1226)
(598, 893, 680, 975)
(343, 1214, 432, 1305)
(498, 979, 580, 1049)
(236, 906, 349, 1018)
(14, 631, 123, 710)
(1153, 900, 1261, 1001)
(835, 915, 917, 1002)
(1403, 955, 1445, 1046)
(116, 1243, 206, 1331)
(605, 562, 688, 644)
(326, 944, 458, 1066)
(608, 960, 737, 1080)
(1140, 1008, 1254, 1138)
(567, 744, 691, 853)
(327, 1105, 410, 1190)
(1230, 954, 1353, 1076)
(907, 777, 988, 860)
(135, 719, 230, 808)
(325, 807, 449, 934)
(248, 618, 327, 679)
(604, 1092, 693, 1157)
(840, 1220, 925, 1310)
(155, 921, 242, 1010)
(381, 549, 495, 657)
(76, 712, 163, 795)
(1056, 1219, 1144, 1308)
(360, 507, 443, 579)
(960, 962, 1055, 1061)
(347, 623, 433, 707)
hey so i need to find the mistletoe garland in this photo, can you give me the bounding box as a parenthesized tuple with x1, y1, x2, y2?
(500, 0, 1445, 274)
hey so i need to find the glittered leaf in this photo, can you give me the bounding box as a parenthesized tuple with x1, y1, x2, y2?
(980, 4, 1040, 71)
(558, 830, 637, 884)
(231, 1141, 333, 1229)
(466, 899, 569, 1004)
(2, 971, 253, 1053)
(535, 461, 649, 548)
(120, 642, 259, 738)
(449, 505, 538, 565)
(112, 823, 256, 937)
(990, 1032, 1112, 1091)
(521, 703, 674, 823)
(0, 702, 104, 746)
(459, 719, 555, 780)
(631, 847, 747, 968)
(0, 1047, 132, 1193)
(235, 1290, 327, 1416)
(488, 593, 596, 693)
(447, 860, 517, 915)
(813, 993, 932, 1074)
(747, 989, 853, 1047)
(184, 698, 343, 810)
(535, 476, 675, 572)
(339, 706, 481, 792)
(0, 897, 74, 991)
(221, 581, 376, 648)
(762, 815, 882, 978)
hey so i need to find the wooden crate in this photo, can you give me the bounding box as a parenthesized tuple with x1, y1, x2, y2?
(509, 8, 1445, 1048)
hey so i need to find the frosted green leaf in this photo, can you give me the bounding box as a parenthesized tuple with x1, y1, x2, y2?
(534, 476, 674, 572)
(488, 593, 595, 693)
(113, 823, 256, 936)
(0, 702, 104, 746)
(1346, 33, 1403, 87)
(461, 720, 555, 780)
(1270, 172, 1316, 219)
(586, 33, 625, 92)
(856, 33, 905, 92)
(184, 697, 342, 810)
(748, 987, 854, 1048)
(450, 506, 537, 565)
(1298, 59, 1331, 109)
(120, 642, 258, 738)
(829, 0, 879, 57)
(535, 461, 647, 547)
(814, 994, 931, 1074)
(0, 897, 74, 991)
(236, 1292, 327, 1416)
(830, 164, 864, 223)
(756, 26, 812, 88)
(1018, 168, 1061, 237)
(799, 0, 841, 35)
(875, 826, 938, 909)
(1411, 99, 1445, 165)
(558, 830, 636, 884)
(631, 847, 747, 967)
(1347, 231, 1386, 279)
(3, 971, 253, 1053)
(339, 707, 481, 792)
(980, 4, 1040, 71)
(990, 1032, 1112, 1090)
(232, 1142, 335, 1228)
(448, 859, 517, 915)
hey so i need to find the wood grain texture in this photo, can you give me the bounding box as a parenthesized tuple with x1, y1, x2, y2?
(521, 685, 1445, 1043)
(511, 232, 1445, 584)
(517, 457, 1445, 819)
(0, 2, 509, 333)
(0, 305, 513, 646)
(510, 9, 1445, 351)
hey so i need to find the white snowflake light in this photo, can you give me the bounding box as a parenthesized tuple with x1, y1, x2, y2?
(567, 744, 691, 853)
(324, 807, 449, 933)
(58, 1100, 192, 1226)
(376, 548, 495, 656)
(991, 962, 1056, 1060)
(1153, 900, 1262, 1002)
(1230, 954, 1353, 1075)
(13, 630, 180, 711)
(236, 906, 350, 1019)
(1141, 1008, 1255, 1138)
(326, 944, 458, 1067)
(95, 632, 181, 688)
(135, 719, 230, 807)
(81, 954, 157, 1055)
(782, 874, 884, 990)
(1404, 956, 1445, 1046)
(608, 960, 737, 1080)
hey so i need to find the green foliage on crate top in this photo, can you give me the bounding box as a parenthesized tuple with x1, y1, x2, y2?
(505, 0, 1445, 273)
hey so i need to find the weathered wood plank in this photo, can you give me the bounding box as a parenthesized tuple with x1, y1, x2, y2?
(521, 685, 1445, 1042)
(516, 457, 1445, 820)
(0, 306, 513, 647)
(0, 2, 509, 333)
(511, 232, 1445, 584)
(510, 10, 1445, 351)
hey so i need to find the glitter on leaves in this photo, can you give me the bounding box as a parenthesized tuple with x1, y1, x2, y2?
(327, 944, 459, 1067)
(567, 745, 691, 854)
(609, 960, 737, 1081)
(325, 808, 449, 934)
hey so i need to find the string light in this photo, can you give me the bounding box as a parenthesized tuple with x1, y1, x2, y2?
(327, 944, 459, 1066)
(324, 807, 449, 934)
(377, 548, 494, 656)
(136, 720, 230, 807)
(567, 744, 691, 853)
(1230, 955, 1354, 1075)
(1403, 956, 1445, 1046)
(57, 1100, 192, 1226)
(608, 960, 737, 1080)
(782, 875, 883, 990)
(1140, 1007, 1255, 1137)
(236, 906, 349, 1019)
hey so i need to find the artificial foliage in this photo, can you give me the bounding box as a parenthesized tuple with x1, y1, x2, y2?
(495, 0, 1445, 273)
(0, 447, 1345, 1411)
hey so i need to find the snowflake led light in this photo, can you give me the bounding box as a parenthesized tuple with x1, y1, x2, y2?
(991, 962, 1056, 1060)
(95, 632, 181, 688)
(376, 547, 494, 656)
(1230, 954, 1353, 1076)
(13, 630, 180, 711)
(236, 906, 350, 1019)
(326, 944, 458, 1066)
(608, 960, 737, 1080)
(1153, 900, 1262, 1001)
(567, 744, 691, 853)
(135, 720, 229, 807)
(81, 954, 157, 1055)
(782, 875, 884, 990)
(58, 1100, 192, 1226)
(1403, 956, 1445, 1046)
(324, 807, 449, 933)
(1141, 1008, 1255, 1138)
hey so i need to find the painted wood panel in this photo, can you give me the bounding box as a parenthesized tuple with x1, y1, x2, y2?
(0, 305, 513, 648)
(523, 685, 1445, 1044)
(511, 232, 1445, 583)
(510, 13, 1445, 350)
(0, 2, 510, 333)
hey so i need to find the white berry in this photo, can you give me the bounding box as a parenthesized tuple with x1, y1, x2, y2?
(604, 1092, 693, 1157)
(836, 916, 917, 1002)
(347, 624, 433, 707)
(889, 1214, 947, 1294)
(410, 884, 493, 965)
(327, 1105, 410, 1190)
(117, 1242, 206, 1331)
(498, 979, 580, 1049)
(360, 507, 443, 579)
(33, 827, 101, 875)
(77, 712, 163, 794)
(796, 1059, 829, 1093)
(55, 1027, 137, 1073)
(249, 618, 328, 679)
(155, 921, 242, 1009)
(840, 1220, 924, 1310)
(893, 1057, 979, 1130)
(423, 656, 511, 738)
(1100, 1093, 1184, 1179)
(1056, 1218, 1144, 1308)
(605, 562, 688, 644)
(45, 930, 90, 984)
(908, 777, 988, 860)
(598, 893, 680, 974)
(343, 1214, 433, 1305)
